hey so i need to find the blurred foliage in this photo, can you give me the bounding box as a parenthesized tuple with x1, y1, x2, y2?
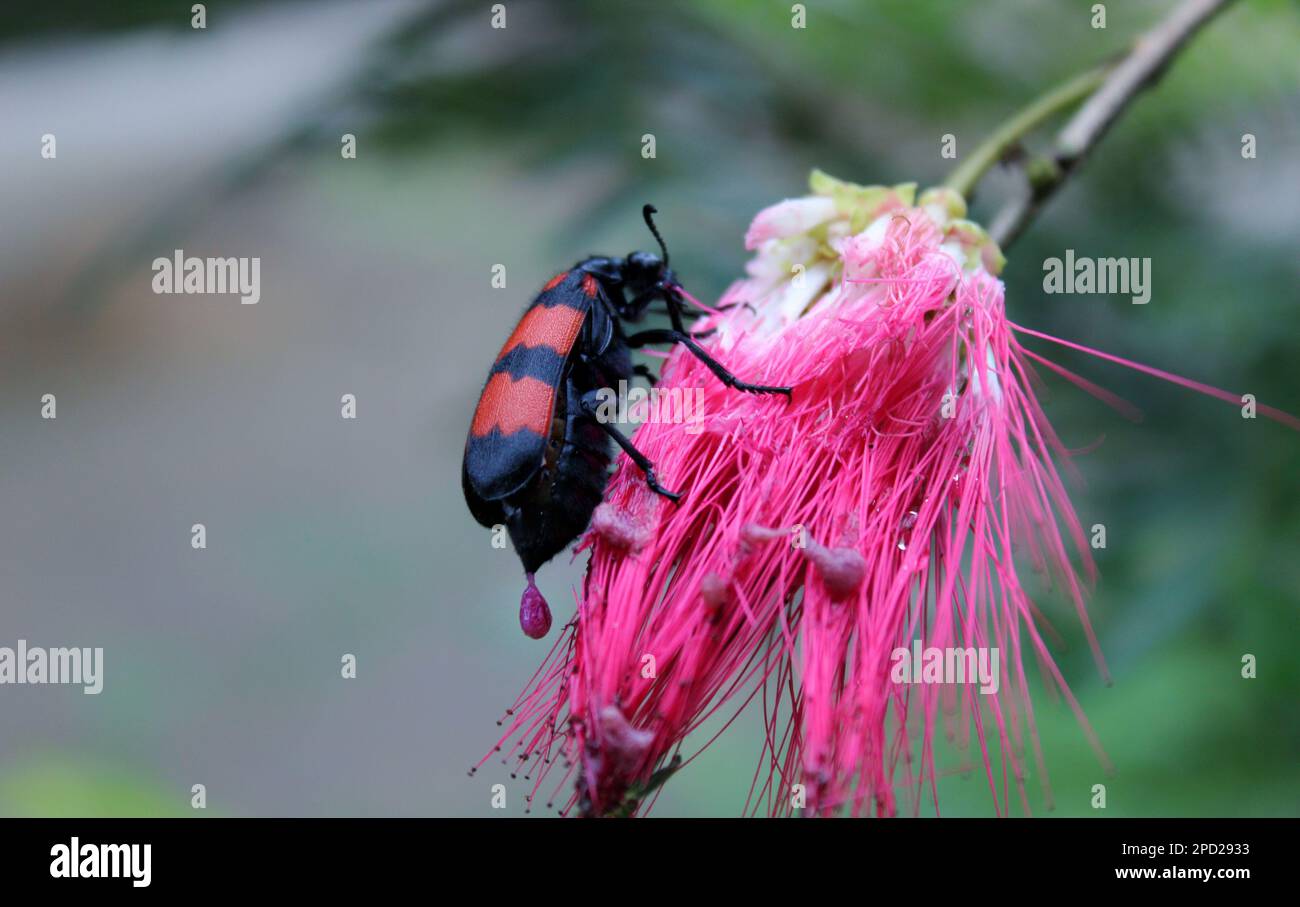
(0, 757, 188, 818)
(55, 0, 1300, 307)
(0, 0, 265, 39)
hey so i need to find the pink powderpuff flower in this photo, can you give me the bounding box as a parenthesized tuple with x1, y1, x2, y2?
(476, 171, 1296, 817)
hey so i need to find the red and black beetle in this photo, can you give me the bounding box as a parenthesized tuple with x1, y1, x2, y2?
(462, 205, 790, 638)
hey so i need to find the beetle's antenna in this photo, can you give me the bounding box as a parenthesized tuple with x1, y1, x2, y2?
(642, 204, 669, 270)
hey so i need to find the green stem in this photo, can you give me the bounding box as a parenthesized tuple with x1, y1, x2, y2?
(943, 65, 1111, 201)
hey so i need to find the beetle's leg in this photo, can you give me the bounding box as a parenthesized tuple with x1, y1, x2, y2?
(635, 283, 720, 336)
(625, 285, 661, 310)
(577, 393, 681, 502)
(663, 299, 756, 318)
(660, 286, 725, 337)
(660, 286, 689, 333)
(632, 363, 659, 385)
(641, 307, 716, 337)
(626, 283, 690, 331)
(624, 328, 793, 398)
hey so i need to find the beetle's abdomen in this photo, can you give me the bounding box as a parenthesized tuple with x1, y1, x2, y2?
(503, 380, 612, 574)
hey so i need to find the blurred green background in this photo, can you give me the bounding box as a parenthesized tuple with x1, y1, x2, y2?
(0, 0, 1295, 817)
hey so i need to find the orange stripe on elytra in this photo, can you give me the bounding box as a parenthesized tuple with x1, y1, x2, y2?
(542, 271, 569, 292)
(581, 273, 600, 298)
(471, 373, 554, 438)
(498, 302, 586, 359)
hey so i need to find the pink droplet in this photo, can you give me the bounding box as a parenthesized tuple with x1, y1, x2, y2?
(520, 574, 552, 639)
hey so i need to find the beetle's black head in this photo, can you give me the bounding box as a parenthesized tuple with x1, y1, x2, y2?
(615, 205, 678, 318)
(621, 250, 673, 301)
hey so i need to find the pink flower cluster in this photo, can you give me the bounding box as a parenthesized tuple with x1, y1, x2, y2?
(477, 171, 1287, 817)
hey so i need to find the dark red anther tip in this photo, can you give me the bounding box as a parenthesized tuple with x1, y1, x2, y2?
(520, 573, 552, 639)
